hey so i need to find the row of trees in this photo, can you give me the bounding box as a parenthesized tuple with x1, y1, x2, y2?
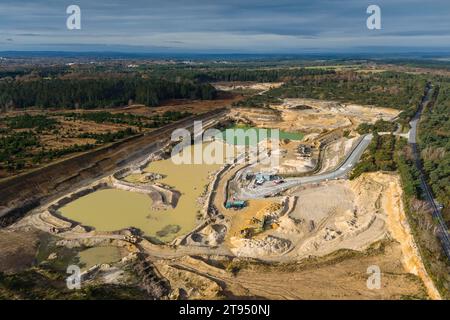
(76, 128, 136, 144)
(419, 81, 450, 208)
(64, 110, 191, 128)
(394, 138, 421, 198)
(0, 78, 217, 109)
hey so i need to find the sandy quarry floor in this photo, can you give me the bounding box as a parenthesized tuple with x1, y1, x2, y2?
(222, 172, 439, 299)
(253, 139, 317, 175)
(156, 243, 428, 299)
(228, 176, 387, 259)
(213, 82, 284, 92)
(230, 98, 400, 134)
(2, 156, 439, 299)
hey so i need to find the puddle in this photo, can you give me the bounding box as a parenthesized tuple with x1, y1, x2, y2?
(77, 246, 123, 271)
(36, 234, 122, 272)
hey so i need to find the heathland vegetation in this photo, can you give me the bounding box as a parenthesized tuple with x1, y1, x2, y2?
(63, 110, 191, 128)
(0, 110, 193, 174)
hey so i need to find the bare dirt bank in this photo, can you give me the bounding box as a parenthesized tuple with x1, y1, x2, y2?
(379, 173, 442, 300)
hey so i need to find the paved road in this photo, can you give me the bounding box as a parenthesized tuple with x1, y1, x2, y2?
(238, 134, 373, 199)
(408, 86, 450, 260)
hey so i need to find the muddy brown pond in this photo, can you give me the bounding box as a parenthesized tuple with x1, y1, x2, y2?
(59, 143, 222, 242)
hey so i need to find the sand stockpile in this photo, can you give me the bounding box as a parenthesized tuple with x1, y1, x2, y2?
(230, 235, 291, 258)
(224, 176, 389, 260)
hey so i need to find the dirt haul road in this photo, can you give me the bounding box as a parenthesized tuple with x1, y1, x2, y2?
(238, 134, 372, 199)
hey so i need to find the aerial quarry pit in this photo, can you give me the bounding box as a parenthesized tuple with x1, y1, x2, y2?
(0, 96, 440, 300)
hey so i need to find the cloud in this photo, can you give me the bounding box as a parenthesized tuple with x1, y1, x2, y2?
(0, 0, 449, 52)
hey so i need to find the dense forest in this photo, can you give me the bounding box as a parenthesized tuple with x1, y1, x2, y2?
(237, 71, 426, 110)
(350, 133, 421, 200)
(350, 133, 397, 179)
(419, 80, 450, 209)
(0, 78, 216, 109)
(191, 68, 335, 83)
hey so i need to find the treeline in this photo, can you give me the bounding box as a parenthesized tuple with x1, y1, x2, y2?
(0, 65, 70, 80)
(0, 78, 216, 109)
(356, 119, 397, 134)
(192, 68, 336, 83)
(63, 111, 146, 125)
(395, 118, 450, 298)
(77, 128, 136, 144)
(0, 110, 193, 174)
(419, 81, 450, 208)
(233, 94, 282, 108)
(263, 71, 426, 110)
(31, 143, 96, 164)
(394, 138, 421, 197)
(396, 81, 434, 128)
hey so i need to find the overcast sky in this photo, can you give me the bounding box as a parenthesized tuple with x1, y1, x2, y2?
(0, 0, 449, 53)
